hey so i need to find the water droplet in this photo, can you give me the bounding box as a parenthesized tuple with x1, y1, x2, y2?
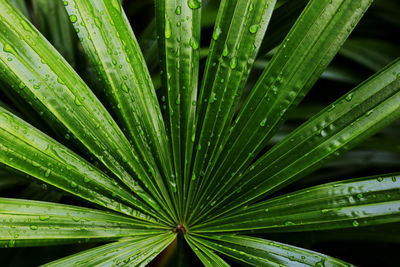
(191, 173, 196, 180)
(69, 15, 78, 23)
(121, 82, 129, 93)
(164, 19, 171, 39)
(249, 3, 254, 11)
(345, 93, 353, 102)
(230, 57, 237, 69)
(18, 81, 25, 89)
(175, 95, 181, 105)
(39, 215, 50, 221)
(212, 27, 222, 41)
(209, 92, 217, 103)
(284, 221, 295, 226)
(249, 24, 259, 33)
(70, 181, 78, 188)
(190, 37, 199, 50)
(170, 181, 177, 192)
(75, 96, 83, 106)
(30, 225, 38, 230)
(366, 109, 373, 116)
(352, 220, 359, 227)
(187, 0, 201, 9)
(3, 43, 16, 54)
(321, 209, 329, 213)
(222, 44, 229, 56)
(63, 1, 68, 6)
(44, 169, 51, 177)
(175, 5, 182, 15)
(259, 119, 266, 127)
(8, 240, 16, 248)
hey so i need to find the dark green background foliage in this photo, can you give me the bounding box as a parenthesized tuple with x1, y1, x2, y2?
(0, 0, 399, 266)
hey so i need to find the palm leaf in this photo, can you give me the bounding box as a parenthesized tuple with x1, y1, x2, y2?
(31, 0, 77, 68)
(191, 0, 379, 222)
(0, 1, 164, 213)
(195, 57, 400, 223)
(0, 0, 398, 265)
(155, 0, 202, 220)
(62, 0, 176, 218)
(0, 198, 164, 248)
(194, 173, 400, 232)
(187, 0, 277, 222)
(186, 235, 229, 267)
(0, 106, 166, 223)
(43, 233, 175, 267)
(192, 234, 352, 266)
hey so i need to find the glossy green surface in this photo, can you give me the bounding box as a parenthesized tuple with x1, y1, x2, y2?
(0, 0, 398, 265)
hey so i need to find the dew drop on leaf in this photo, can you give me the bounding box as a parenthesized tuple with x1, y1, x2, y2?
(121, 82, 129, 93)
(212, 27, 222, 40)
(222, 44, 229, 56)
(3, 43, 16, 54)
(39, 215, 50, 221)
(209, 92, 217, 103)
(230, 57, 237, 69)
(70, 181, 78, 188)
(175, 5, 182, 15)
(69, 15, 78, 23)
(249, 24, 259, 33)
(345, 93, 353, 102)
(164, 19, 172, 39)
(8, 240, 16, 248)
(189, 37, 199, 50)
(187, 0, 202, 9)
(366, 109, 374, 116)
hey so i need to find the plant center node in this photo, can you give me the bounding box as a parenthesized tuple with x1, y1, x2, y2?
(172, 224, 186, 234)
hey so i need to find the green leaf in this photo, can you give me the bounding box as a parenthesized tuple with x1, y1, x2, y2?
(195, 58, 400, 223)
(0, 1, 163, 214)
(187, 0, 277, 222)
(155, 0, 202, 220)
(0, 106, 164, 223)
(0, 198, 166, 248)
(186, 235, 229, 267)
(62, 0, 175, 219)
(43, 233, 176, 266)
(192, 234, 352, 266)
(194, 0, 375, 221)
(32, 0, 77, 67)
(194, 174, 400, 232)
